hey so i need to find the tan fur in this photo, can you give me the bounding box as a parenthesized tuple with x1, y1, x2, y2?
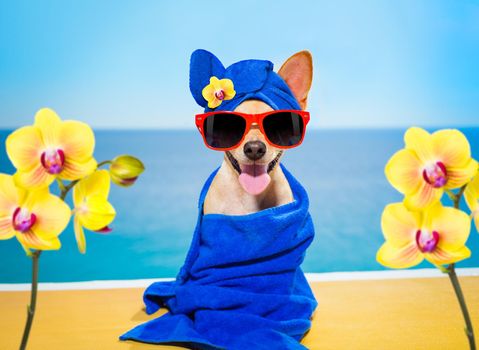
(278, 51, 313, 110)
(203, 52, 313, 215)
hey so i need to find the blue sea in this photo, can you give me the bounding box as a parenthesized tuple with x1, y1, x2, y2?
(0, 129, 478, 283)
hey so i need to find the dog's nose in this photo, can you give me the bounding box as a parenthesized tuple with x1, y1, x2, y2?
(243, 141, 266, 161)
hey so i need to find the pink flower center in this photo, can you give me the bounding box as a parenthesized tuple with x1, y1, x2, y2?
(12, 207, 37, 233)
(422, 161, 447, 188)
(41, 149, 65, 174)
(215, 90, 225, 100)
(415, 229, 439, 253)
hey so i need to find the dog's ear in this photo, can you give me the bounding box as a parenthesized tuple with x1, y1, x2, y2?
(189, 50, 226, 107)
(278, 51, 313, 110)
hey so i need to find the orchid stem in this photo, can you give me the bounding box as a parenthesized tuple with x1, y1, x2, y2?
(446, 185, 476, 350)
(447, 264, 476, 350)
(452, 185, 466, 209)
(55, 178, 66, 193)
(60, 180, 79, 200)
(19, 250, 41, 350)
(97, 160, 112, 168)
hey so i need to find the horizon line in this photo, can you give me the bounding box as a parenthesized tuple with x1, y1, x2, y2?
(1, 125, 479, 132)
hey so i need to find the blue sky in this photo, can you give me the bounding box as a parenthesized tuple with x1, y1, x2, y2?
(0, 0, 478, 129)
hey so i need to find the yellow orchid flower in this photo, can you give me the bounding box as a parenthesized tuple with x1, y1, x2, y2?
(0, 173, 70, 253)
(377, 202, 471, 269)
(202, 76, 236, 109)
(6, 108, 97, 189)
(385, 127, 477, 209)
(73, 170, 116, 253)
(464, 173, 479, 232)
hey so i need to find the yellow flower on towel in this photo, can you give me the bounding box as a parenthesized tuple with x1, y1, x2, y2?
(6, 108, 97, 189)
(73, 170, 116, 253)
(0, 174, 70, 254)
(464, 173, 479, 232)
(377, 202, 471, 269)
(202, 76, 236, 109)
(385, 127, 477, 210)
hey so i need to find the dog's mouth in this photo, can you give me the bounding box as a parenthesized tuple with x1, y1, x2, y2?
(225, 151, 283, 195)
(226, 151, 283, 175)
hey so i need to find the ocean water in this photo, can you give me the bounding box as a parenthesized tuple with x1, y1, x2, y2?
(0, 128, 478, 283)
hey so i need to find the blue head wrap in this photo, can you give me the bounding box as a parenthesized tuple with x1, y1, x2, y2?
(189, 49, 300, 112)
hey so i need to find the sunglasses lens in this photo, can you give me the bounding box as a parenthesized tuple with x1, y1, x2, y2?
(203, 113, 246, 149)
(263, 111, 304, 147)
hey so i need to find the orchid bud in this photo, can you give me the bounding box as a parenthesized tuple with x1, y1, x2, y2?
(109, 155, 145, 187)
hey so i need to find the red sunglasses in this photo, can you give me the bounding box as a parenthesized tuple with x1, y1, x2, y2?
(195, 110, 310, 151)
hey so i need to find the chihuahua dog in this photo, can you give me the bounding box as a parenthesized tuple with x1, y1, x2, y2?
(203, 51, 313, 215)
(120, 50, 317, 348)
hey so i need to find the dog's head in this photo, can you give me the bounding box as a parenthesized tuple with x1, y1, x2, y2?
(190, 51, 313, 195)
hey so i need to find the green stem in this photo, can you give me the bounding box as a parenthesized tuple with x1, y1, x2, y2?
(447, 264, 476, 350)
(60, 180, 79, 200)
(19, 250, 41, 350)
(55, 178, 66, 193)
(446, 185, 476, 350)
(452, 185, 466, 209)
(97, 160, 112, 168)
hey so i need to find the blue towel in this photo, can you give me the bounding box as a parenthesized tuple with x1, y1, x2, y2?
(120, 163, 317, 349)
(189, 49, 301, 112)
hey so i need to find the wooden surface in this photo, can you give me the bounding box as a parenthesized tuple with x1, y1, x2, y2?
(0, 277, 478, 349)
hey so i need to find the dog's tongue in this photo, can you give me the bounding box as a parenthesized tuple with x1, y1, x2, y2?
(239, 163, 271, 195)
